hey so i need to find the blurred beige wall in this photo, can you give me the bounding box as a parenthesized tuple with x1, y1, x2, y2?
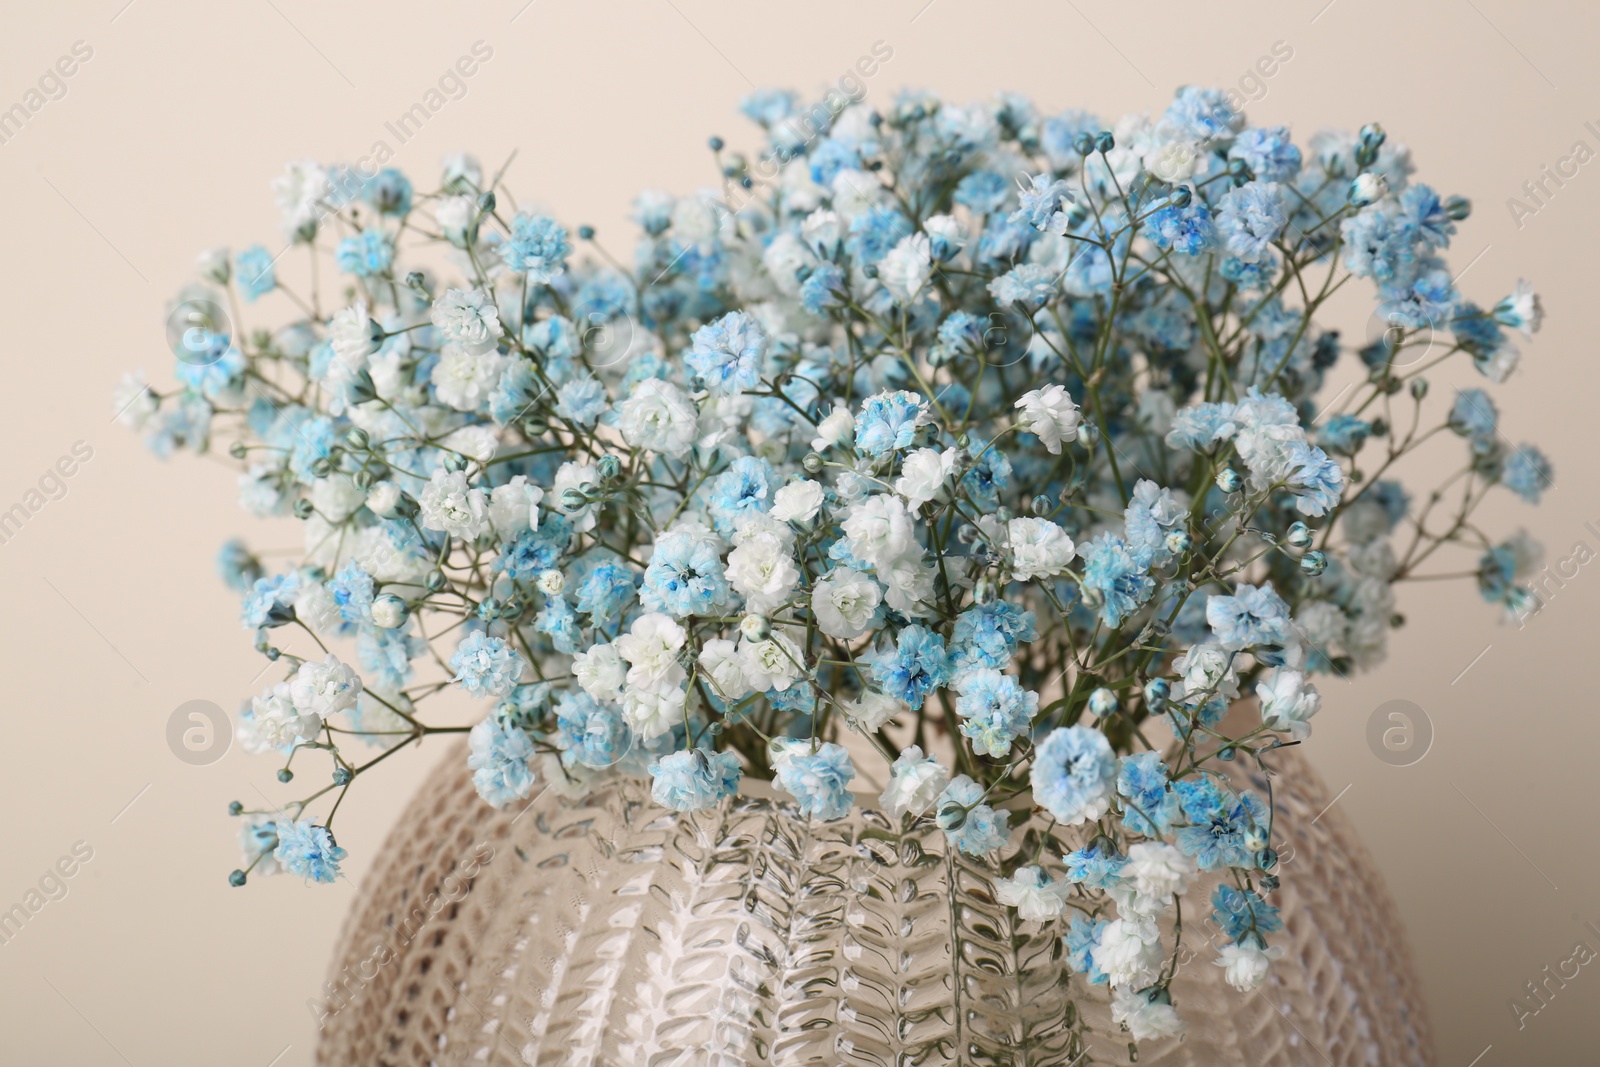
(0, 0, 1595, 1063)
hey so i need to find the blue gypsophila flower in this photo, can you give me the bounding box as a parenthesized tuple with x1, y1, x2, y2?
(953, 668, 1038, 758)
(553, 689, 629, 768)
(855, 390, 928, 456)
(1080, 534, 1155, 628)
(491, 357, 541, 425)
(235, 245, 276, 301)
(1449, 388, 1498, 452)
(706, 455, 776, 535)
(1064, 838, 1129, 889)
(496, 516, 573, 581)
(846, 206, 912, 266)
(959, 437, 1011, 511)
(574, 560, 638, 626)
(216, 539, 262, 592)
(1166, 401, 1238, 451)
(357, 625, 423, 691)
(1228, 126, 1302, 183)
(361, 167, 412, 215)
(1282, 441, 1345, 517)
(641, 529, 729, 617)
(988, 262, 1060, 310)
(774, 740, 856, 821)
(1212, 884, 1283, 944)
(241, 572, 297, 629)
(274, 819, 347, 884)
(1502, 446, 1553, 503)
(1399, 183, 1455, 250)
(1174, 777, 1265, 870)
(534, 594, 582, 655)
(954, 169, 1010, 215)
(1031, 726, 1119, 825)
(335, 230, 393, 277)
(555, 376, 608, 428)
(870, 625, 951, 710)
(739, 87, 798, 127)
(950, 600, 1038, 673)
(650, 747, 742, 812)
(451, 631, 527, 698)
(466, 715, 536, 807)
(1216, 181, 1288, 263)
(1064, 914, 1109, 984)
(1340, 205, 1419, 284)
(687, 311, 767, 395)
(1147, 201, 1218, 256)
(1316, 414, 1371, 454)
(800, 263, 845, 314)
(1118, 751, 1180, 836)
(1206, 582, 1293, 651)
(1164, 85, 1242, 141)
(1011, 174, 1074, 235)
(505, 214, 572, 283)
(937, 774, 1011, 855)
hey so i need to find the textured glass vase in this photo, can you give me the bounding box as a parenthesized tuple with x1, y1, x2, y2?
(315, 741, 1434, 1066)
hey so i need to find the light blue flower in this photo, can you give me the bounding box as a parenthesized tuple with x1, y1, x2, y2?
(1064, 913, 1109, 984)
(950, 601, 1037, 673)
(466, 715, 536, 807)
(855, 390, 927, 457)
(361, 167, 412, 215)
(1010, 174, 1074, 234)
(555, 376, 608, 428)
(554, 690, 630, 769)
(1283, 441, 1345, 517)
(687, 311, 767, 394)
(955, 169, 1010, 215)
(335, 230, 393, 277)
(988, 262, 1059, 310)
(241, 572, 297, 629)
(846, 206, 912, 266)
(774, 740, 856, 820)
(1166, 401, 1238, 450)
(1212, 884, 1283, 944)
(953, 668, 1038, 758)
(1147, 201, 1217, 256)
(1064, 838, 1128, 889)
(1448, 388, 1498, 451)
(1316, 414, 1371, 454)
(800, 263, 845, 314)
(506, 214, 571, 283)
(357, 625, 423, 691)
(1502, 445, 1553, 503)
(217, 539, 262, 592)
(641, 529, 728, 617)
(534, 594, 583, 654)
(649, 747, 742, 811)
(1118, 752, 1180, 836)
(870, 625, 951, 711)
(1340, 205, 1419, 284)
(273, 819, 347, 884)
(235, 245, 276, 300)
(706, 455, 776, 534)
(1216, 181, 1288, 263)
(936, 774, 1011, 855)
(1206, 582, 1293, 651)
(1174, 777, 1265, 870)
(573, 560, 638, 626)
(1080, 534, 1155, 628)
(327, 563, 374, 624)
(451, 631, 527, 698)
(1228, 126, 1302, 183)
(495, 516, 573, 581)
(1030, 726, 1118, 825)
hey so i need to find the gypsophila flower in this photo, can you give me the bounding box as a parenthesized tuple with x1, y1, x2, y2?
(937, 775, 1011, 855)
(649, 748, 742, 812)
(772, 740, 856, 820)
(274, 820, 346, 883)
(1032, 726, 1119, 826)
(452, 632, 527, 698)
(467, 715, 536, 807)
(996, 865, 1072, 920)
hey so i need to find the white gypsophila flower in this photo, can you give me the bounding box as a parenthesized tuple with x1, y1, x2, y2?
(1124, 842, 1196, 905)
(695, 393, 753, 454)
(1111, 988, 1186, 1042)
(670, 193, 723, 249)
(811, 571, 882, 640)
(1349, 172, 1388, 207)
(112, 371, 157, 429)
(433, 194, 476, 244)
(430, 287, 502, 355)
(615, 613, 687, 692)
(1095, 917, 1165, 989)
(697, 638, 751, 701)
(1006, 517, 1076, 581)
(370, 596, 407, 629)
(1013, 384, 1082, 454)
(800, 208, 843, 255)
(811, 401, 855, 453)
(1214, 942, 1285, 992)
(761, 231, 817, 296)
(293, 580, 343, 634)
(844, 690, 903, 733)
(244, 682, 321, 752)
(879, 553, 937, 617)
(994, 866, 1072, 922)
(622, 682, 685, 741)
(442, 425, 498, 465)
(737, 630, 805, 693)
(431, 344, 506, 412)
(195, 247, 230, 284)
(1173, 642, 1239, 705)
(879, 745, 949, 819)
(1256, 667, 1321, 740)
(419, 469, 489, 541)
(289, 653, 363, 718)
(771, 480, 824, 523)
(365, 480, 402, 518)
(571, 642, 626, 702)
(922, 214, 966, 258)
(619, 378, 697, 458)
(726, 530, 801, 615)
(310, 474, 366, 523)
(273, 159, 330, 234)
(536, 569, 564, 595)
(488, 475, 543, 538)
(552, 460, 600, 533)
(895, 447, 958, 513)
(830, 168, 882, 218)
(328, 302, 379, 371)
(1147, 139, 1204, 183)
(842, 495, 918, 571)
(879, 233, 933, 305)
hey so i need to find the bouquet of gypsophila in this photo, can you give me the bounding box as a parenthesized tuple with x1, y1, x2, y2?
(118, 84, 1551, 1043)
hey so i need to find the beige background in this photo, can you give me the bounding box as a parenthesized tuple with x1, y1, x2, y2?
(0, 0, 1595, 1062)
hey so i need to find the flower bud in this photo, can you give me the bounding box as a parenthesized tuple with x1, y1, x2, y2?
(370, 594, 409, 629)
(537, 569, 565, 596)
(1285, 521, 1312, 549)
(1300, 550, 1327, 576)
(1088, 688, 1118, 717)
(740, 614, 770, 641)
(1216, 468, 1242, 494)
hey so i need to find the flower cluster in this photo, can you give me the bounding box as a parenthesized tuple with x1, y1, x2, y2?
(126, 87, 1549, 1048)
